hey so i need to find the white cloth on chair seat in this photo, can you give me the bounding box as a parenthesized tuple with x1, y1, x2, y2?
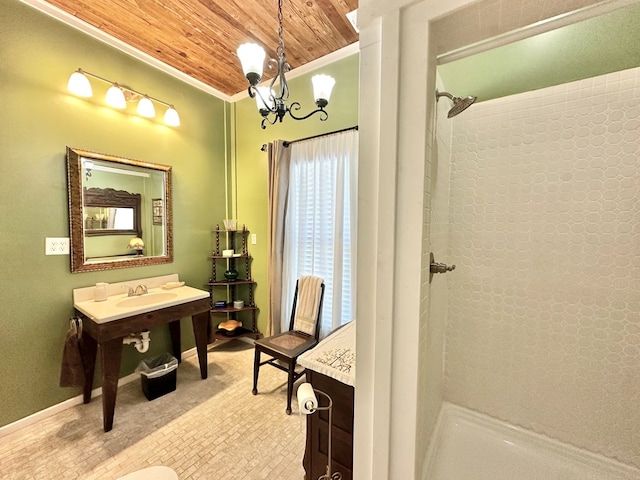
(116, 466, 178, 480)
(293, 275, 323, 335)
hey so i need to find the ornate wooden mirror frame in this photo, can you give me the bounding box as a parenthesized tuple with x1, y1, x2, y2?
(66, 146, 173, 273)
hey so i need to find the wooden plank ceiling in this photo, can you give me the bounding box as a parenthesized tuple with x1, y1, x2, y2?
(43, 0, 359, 97)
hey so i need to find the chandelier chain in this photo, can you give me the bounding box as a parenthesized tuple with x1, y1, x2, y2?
(277, 0, 285, 57)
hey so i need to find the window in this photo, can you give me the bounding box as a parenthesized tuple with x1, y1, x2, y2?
(280, 130, 358, 336)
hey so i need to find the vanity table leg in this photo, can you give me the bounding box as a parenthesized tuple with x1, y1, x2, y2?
(168, 320, 182, 363)
(192, 311, 209, 379)
(80, 335, 97, 404)
(100, 338, 123, 432)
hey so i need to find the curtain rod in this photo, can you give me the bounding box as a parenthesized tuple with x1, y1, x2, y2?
(283, 125, 358, 147)
(259, 125, 358, 151)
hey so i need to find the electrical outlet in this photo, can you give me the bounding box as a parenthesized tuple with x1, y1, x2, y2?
(46, 237, 70, 255)
(251, 234, 257, 245)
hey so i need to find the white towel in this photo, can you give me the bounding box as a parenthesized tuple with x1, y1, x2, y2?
(293, 275, 323, 335)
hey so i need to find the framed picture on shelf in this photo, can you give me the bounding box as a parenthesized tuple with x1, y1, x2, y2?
(152, 198, 163, 225)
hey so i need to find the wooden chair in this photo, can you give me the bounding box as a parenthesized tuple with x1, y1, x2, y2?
(252, 276, 325, 414)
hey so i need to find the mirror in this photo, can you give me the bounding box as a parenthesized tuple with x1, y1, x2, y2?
(66, 147, 173, 273)
(83, 187, 142, 236)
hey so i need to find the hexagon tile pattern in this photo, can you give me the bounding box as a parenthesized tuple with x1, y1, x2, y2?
(442, 68, 640, 469)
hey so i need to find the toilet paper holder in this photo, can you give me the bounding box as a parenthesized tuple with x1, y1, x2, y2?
(297, 383, 343, 480)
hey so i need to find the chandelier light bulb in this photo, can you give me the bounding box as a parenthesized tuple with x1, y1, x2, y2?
(237, 43, 266, 86)
(164, 106, 181, 127)
(137, 95, 156, 118)
(67, 69, 93, 97)
(254, 86, 275, 113)
(311, 74, 336, 107)
(105, 84, 126, 109)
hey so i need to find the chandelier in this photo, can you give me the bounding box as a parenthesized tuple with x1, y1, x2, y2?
(236, 0, 336, 129)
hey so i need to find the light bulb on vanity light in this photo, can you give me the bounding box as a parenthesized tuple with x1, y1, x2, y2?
(105, 84, 126, 109)
(67, 69, 93, 97)
(137, 95, 156, 118)
(163, 106, 180, 127)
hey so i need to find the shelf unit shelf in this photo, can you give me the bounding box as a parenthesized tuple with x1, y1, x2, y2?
(211, 327, 256, 341)
(211, 305, 257, 314)
(207, 224, 260, 342)
(207, 280, 255, 286)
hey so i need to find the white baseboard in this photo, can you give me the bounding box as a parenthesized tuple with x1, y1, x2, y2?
(0, 347, 199, 439)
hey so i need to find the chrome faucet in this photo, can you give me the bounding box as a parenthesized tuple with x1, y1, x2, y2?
(127, 284, 148, 296)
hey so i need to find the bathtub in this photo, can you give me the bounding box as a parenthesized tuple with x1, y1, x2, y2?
(424, 403, 640, 480)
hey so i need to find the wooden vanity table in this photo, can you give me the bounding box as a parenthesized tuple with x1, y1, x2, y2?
(76, 298, 210, 432)
(72, 277, 211, 432)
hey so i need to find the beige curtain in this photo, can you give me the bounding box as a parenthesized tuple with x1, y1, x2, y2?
(266, 140, 291, 336)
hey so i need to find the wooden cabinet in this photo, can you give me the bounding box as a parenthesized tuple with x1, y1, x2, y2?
(304, 370, 354, 480)
(207, 225, 260, 341)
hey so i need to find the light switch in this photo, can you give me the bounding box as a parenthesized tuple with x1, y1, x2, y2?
(251, 234, 257, 245)
(46, 237, 70, 255)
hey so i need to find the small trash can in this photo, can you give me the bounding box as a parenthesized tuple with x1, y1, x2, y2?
(135, 353, 178, 401)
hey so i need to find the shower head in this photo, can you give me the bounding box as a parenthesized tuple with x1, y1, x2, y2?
(436, 90, 477, 118)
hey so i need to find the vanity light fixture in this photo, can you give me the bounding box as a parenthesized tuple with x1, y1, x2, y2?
(67, 69, 180, 127)
(236, 0, 335, 129)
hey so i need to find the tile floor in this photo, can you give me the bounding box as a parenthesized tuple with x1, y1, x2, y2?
(0, 341, 306, 480)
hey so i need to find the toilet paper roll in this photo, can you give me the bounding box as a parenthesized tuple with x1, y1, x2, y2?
(297, 382, 318, 415)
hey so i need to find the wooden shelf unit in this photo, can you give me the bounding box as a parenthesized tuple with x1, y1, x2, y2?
(208, 225, 260, 341)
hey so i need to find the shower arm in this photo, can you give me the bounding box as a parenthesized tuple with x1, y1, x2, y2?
(436, 90, 455, 101)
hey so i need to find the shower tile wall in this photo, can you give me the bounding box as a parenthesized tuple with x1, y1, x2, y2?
(443, 67, 640, 468)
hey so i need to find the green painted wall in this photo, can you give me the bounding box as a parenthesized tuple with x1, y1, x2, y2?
(438, 2, 640, 102)
(231, 54, 359, 336)
(0, 0, 226, 427)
